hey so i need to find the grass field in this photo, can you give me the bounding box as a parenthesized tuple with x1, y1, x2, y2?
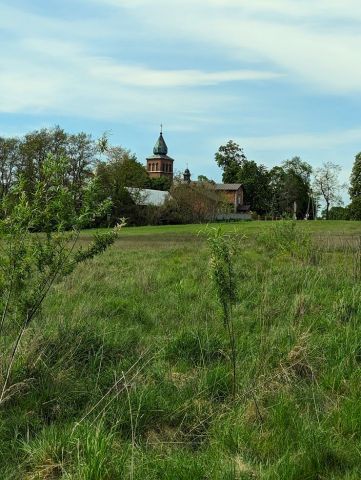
(1, 221, 361, 479)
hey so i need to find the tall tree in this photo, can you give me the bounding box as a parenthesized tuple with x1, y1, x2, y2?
(215, 140, 246, 183)
(349, 152, 361, 198)
(282, 157, 313, 219)
(349, 153, 361, 219)
(215, 141, 271, 213)
(269, 165, 287, 217)
(313, 162, 344, 220)
(95, 147, 149, 222)
(238, 160, 271, 214)
(0, 137, 20, 199)
(66, 132, 99, 210)
(18, 127, 68, 197)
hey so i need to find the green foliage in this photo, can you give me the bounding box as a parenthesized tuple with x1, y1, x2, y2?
(215, 142, 313, 217)
(239, 160, 270, 214)
(1, 221, 361, 478)
(94, 149, 151, 226)
(281, 157, 313, 219)
(166, 329, 226, 365)
(207, 227, 239, 399)
(0, 127, 148, 228)
(215, 141, 271, 214)
(349, 152, 361, 198)
(313, 161, 344, 219)
(325, 206, 350, 220)
(207, 227, 238, 319)
(74, 224, 124, 263)
(258, 220, 312, 260)
(349, 196, 361, 220)
(215, 140, 246, 183)
(0, 157, 121, 409)
(197, 174, 215, 184)
(349, 155, 361, 221)
(267, 157, 314, 219)
(147, 176, 172, 191)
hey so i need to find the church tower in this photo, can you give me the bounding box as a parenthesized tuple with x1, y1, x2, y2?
(146, 126, 174, 180)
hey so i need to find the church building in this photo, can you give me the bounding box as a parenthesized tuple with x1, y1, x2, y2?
(145, 127, 249, 216)
(146, 127, 174, 180)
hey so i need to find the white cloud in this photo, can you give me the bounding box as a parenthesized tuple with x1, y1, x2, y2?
(98, 0, 361, 21)
(0, 3, 282, 122)
(241, 128, 361, 151)
(89, 61, 282, 87)
(222, 126, 357, 195)
(95, 0, 361, 93)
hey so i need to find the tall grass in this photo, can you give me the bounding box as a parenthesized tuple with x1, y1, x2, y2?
(1, 222, 361, 479)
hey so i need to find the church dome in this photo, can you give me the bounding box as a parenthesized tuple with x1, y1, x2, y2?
(153, 132, 168, 156)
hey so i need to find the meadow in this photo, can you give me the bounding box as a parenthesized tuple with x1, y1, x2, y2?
(1, 221, 361, 479)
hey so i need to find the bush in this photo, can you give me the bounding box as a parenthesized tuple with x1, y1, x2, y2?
(324, 206, 350, 220)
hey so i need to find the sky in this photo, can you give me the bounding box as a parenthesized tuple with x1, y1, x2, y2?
(1, 0, 361, 197)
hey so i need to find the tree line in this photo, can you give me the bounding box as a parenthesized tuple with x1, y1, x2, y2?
(1, 127, 361, 226)
(0, 126, 175, 227)
(215, 140, 359, 220)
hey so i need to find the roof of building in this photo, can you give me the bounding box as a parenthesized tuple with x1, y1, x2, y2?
(146, 154, 174, 161)
(214, 183, 243, 191)
(125, 188, 170, 206)
(153, 132, 168, 156)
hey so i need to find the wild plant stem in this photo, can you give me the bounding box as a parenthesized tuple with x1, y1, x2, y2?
(225, 305, 237, 400)
(0, 232, 80, 406)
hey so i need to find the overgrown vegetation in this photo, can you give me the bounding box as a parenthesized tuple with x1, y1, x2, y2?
(1, 220, 360, 479)
(0, 153, 121, 412)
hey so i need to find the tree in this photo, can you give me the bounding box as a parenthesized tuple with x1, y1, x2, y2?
(215, 141, 271, 214)
(197, 175, 215, 184)
(18, 126, 68, 197)
(0, 153, 119, 405)
(95, 148, 149, 225)
(269, 166, 287, 217)
(66, 132, 99, 210)
(238, 160, 270, 214)
(349, 197, 361, 220)
(215, 140, 246, 183)
(0, 137, 20, 199)
(313, 162, 344, 220)
(325, 206, 350, 220)
(147, 176, 172, 191)
(281, 157, 313, 219)
(349, 152, 361, 198)
(349, 153, 361, 219)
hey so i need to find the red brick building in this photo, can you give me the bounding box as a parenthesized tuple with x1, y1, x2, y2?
(146, 129, 174, 180)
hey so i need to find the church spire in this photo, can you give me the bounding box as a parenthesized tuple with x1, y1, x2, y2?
(146, 125, 174, 181)
(153, 126, 168, 155)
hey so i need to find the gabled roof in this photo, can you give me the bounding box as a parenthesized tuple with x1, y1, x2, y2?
(215, 183, 243, 191)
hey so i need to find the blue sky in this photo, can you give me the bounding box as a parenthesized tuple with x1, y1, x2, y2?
(1, 0, 361, 196)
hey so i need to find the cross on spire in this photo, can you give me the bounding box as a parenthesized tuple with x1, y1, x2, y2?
(160, 123, 163, 134)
